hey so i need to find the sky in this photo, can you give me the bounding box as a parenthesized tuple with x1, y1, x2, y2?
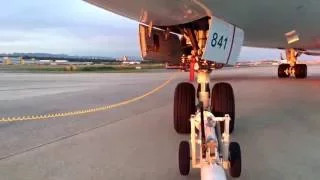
(0, 0, 315, 60)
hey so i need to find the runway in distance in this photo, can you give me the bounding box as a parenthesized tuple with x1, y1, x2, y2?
(83, 0, 320, 179)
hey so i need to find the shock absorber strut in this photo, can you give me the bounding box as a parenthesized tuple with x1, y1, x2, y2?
(197, 71, 210, 109)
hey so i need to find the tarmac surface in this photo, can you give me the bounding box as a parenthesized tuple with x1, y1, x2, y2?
(0, 65, 320, 180)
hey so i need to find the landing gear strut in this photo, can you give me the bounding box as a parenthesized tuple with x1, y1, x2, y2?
(278, 48, 307, 78)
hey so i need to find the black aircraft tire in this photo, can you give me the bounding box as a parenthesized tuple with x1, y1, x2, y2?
(278, 64, 290, 78)
(179, 141, 190, 176)
(229, 142, 242, 178)
(211, 82, 235, 133)
(295, 64, 307, 79)
(174, 82, 196, 134)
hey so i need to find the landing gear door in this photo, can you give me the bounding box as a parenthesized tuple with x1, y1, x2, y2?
(139, 24, 182, 63)
(202, 17, 244, 65)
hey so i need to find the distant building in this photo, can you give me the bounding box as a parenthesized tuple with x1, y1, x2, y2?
(55, 60, 68, 65)
(122, 56, 128, 62)
(122, 61, 141, 65)
(120, 55, 141, 65)
(38, 60, 52, 65)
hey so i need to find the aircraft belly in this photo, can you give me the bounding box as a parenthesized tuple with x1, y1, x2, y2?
(203, 0, 320, 49)
(85, 0, 208, 26)
(86, 0, 320, 49)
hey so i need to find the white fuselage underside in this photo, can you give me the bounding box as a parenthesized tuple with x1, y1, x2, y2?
(85, 0, 320, 50)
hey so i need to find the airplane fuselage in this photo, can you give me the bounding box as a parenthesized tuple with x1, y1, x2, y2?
(86, 0, 320, 50)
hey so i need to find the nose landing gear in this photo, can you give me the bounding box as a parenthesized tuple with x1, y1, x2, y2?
(174, 68, 241, 179)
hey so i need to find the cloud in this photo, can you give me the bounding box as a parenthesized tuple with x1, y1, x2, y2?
(0, 0, 139, 56)
(0, 27, 139, 56)
(239, 47, 318, 61)
(239, 47, 282, 60)
(0, 0, 136, 30)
